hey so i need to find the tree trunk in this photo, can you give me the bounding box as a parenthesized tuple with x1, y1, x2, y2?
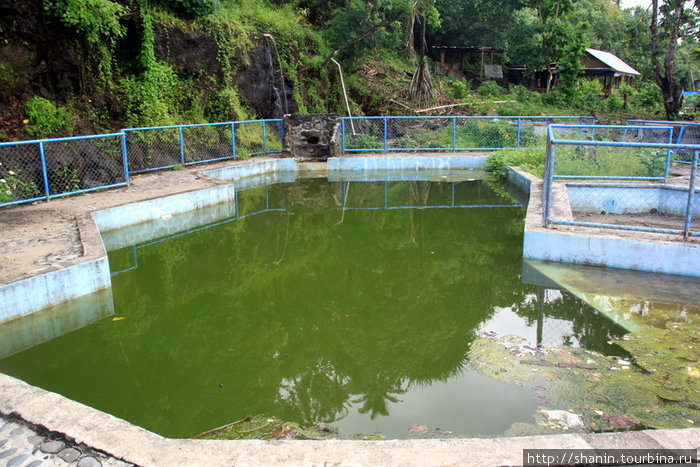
(650, 0, 685, 119)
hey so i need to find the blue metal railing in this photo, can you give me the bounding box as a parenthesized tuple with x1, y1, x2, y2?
(0, 119, 283, 208)
(341, 116, 595, 153)
(543, 123, 700, 239)
(626, 120, 700, 165)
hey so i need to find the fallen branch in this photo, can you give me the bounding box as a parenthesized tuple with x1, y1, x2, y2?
(415, 102, 474, 113)
(388, 99, 414, 111)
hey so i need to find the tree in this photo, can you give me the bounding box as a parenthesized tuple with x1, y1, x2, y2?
(649, 0, 699, 118)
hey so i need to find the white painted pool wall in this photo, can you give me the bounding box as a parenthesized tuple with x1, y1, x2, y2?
(567, 185, 700, 216)
(202, 158, 296, 181)
(506, 168, 700, 277)
(0, 258, 111, 322)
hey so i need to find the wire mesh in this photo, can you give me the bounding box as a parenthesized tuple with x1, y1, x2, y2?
(42, 136, 126, 198)
(265, 120, 284, 154)
(386, 117, 452, 151)
(124, 127, 182, 173)
(627, 121, 700, 164)
(182, 124, 234, 164)
(0, 142, 45, 205)
(343, 118, 385, 152)
(544, 124, 700, 236)
(234, 121, 265, 157)
(455, 118, 518, 149)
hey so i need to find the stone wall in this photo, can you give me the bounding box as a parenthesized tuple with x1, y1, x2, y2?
(282, 114, 342, 160)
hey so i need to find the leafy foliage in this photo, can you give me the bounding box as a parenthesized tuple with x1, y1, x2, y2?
(24, 96, 74, 137)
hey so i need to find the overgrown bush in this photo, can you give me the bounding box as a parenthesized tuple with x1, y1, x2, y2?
(476, 80, 504, 98)
(572, 79, 603, 111)
(486, 149, 546, 179)
(24, 96, 74, 137)
(450, 80, 470, 99)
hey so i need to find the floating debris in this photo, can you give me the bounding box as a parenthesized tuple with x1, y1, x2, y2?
(408, 424, 429, 435)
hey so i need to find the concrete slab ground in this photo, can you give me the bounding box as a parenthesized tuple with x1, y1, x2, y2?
(1, 154, 698, 466)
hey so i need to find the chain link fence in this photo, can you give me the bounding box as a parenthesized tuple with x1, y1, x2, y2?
(0, 134, 127, 206)
(627, 120, 700, 165)
(342, 116, 594, 153)
(543, 124, 700, 239)
(0, 119, 283, 207)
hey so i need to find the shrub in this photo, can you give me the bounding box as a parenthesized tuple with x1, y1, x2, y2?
(476, 80, 504, 98)
(486, 149, 546, 180)
(451, 80, 470, 99)
(572, 79, 603, 111)
(24, 96, 74, 138)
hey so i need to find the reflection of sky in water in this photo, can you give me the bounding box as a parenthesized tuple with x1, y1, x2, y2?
(330, 371, 539, 438)
(479, 290, 579, 348)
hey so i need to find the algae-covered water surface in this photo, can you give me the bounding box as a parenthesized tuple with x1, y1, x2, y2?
(0, 176, 632, 439)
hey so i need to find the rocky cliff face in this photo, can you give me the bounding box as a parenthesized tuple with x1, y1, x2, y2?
(0, 1, 297, 140)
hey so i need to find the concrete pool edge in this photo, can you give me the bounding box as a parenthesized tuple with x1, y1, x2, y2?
(507, 167, 700, 277)
(2, 372, 698, 466)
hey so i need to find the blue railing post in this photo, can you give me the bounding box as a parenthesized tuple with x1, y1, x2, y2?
(383, 117, 388, 153)
(38, 142, 51, 201)
(341, 119, 346, 155)
(121, 132, 130, 183)
(231, 122, 236, 158)
(262, 120, 268, 154)
(684, 151, 698, 240)
(665, 127, 673, 179)
(178, 126, 185, 165)
(516, 118, 521, 148)
(452, 117, 457, 152)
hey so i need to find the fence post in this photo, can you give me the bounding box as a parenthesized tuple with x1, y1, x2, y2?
(664, 127, 673, 179)
(231, 122, 236, 158)
(516, 118, 521, 148)
(38, 142, 51, 201)
(452, 117, 457, 152)
(383, 117, 388, 153)
(262, 120, 268, 154)
(683, 151, 698, 240)
(178, 126, 185, 165)
(542, 137, 555, 228)
(121, 132, 130, 183)
(341, 119, 346, 155)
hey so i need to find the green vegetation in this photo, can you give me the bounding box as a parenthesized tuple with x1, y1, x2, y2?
(0, 0, 696, 141)
(24, 97, 74, 138)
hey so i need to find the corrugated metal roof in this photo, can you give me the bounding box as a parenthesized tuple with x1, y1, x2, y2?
(586, 48, 641, 76)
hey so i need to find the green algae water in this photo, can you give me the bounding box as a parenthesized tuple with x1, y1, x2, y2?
(0, 177, 628, 439)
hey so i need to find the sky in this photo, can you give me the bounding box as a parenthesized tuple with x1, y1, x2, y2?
(619, 0, 651, 9)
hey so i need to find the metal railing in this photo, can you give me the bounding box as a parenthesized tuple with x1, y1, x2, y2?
(0, 119, 283, 207)
(543, 124, 700, 239)
(341, 116, 595, 153)
(0, 133, 128, 207)
(626, 120, 700, 165)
